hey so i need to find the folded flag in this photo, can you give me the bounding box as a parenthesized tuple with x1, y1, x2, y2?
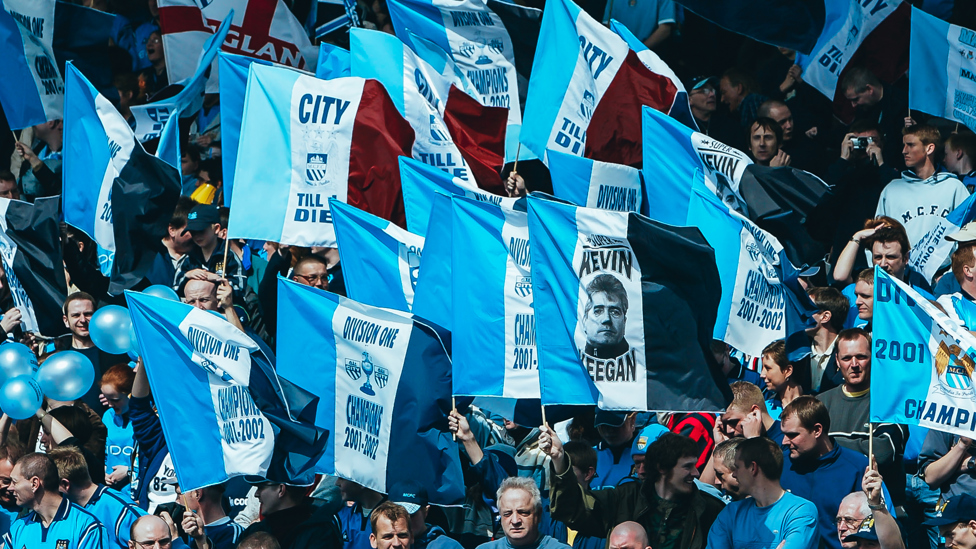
(871, 268, 976, 439)
(127, 291, 329, 490)
(52, 2, 115, 96)
(673, 0, 825, 54)
(130, 14, 233, 143)
(0, 197, 67, 336)
(158, 0, 317, 93)
(910, 193, 976, 284)
(687, 184, 817, 360)
(0, 0, 63, 129)
(350, 28, 507, 190)
(331, 200, 425, 313)
(412, 191, 456, 331)
(909, 7, 976, 132)
(316, 42, 350, 79)
(641, 105, 751, 225)
(63, 63, 181, 292)
(218, 52, 276, 206)
(275, 278, 464, 504)
(451, 196, 539, 400)
(228, 63, 414, 248)
(548, 150, 643, 213)
(521, 0, 685, 167)
(795, 0, 909, 123)
(401, 157, 476, 236)
(527, 194, 730, 411)
(386, 0, 535, 161)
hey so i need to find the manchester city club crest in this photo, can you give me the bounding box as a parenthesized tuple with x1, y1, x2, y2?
(344, 351, 390, 396)
(303, 128, 338, 186)
(514, 276, 532, 298)
(580, 90, 596, 122)
(934, 339, 975, 397)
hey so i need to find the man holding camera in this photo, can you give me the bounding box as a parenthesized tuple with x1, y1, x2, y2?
(808, 121, 899, 269)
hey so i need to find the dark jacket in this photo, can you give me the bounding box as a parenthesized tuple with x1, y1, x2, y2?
(549, 456, 724, 549)
(242, 501, 341, 549)
(129, 395, 169, 510)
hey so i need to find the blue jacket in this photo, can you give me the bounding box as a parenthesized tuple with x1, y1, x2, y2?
(780, 443, 892, 549)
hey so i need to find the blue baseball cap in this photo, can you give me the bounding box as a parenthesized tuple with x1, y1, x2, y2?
(925, 494, 976, 526)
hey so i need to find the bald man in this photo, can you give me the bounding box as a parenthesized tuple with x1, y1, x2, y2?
(129, 515, 190, 549)
(609, 522, 651, 549)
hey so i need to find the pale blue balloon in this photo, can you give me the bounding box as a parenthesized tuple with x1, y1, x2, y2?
(89, 305, 133, 355)
(143, 285, 180, 301)
(0, 342, 38, 386)
(35, 351, 95, 402)
(0, 376, 43, 420)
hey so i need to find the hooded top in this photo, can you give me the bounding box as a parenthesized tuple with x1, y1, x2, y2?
(875, 170, 969, 248)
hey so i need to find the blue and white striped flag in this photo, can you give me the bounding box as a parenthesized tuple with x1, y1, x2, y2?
(400, 156, 508, 236)
(641, 105, 751, 225)
(871, 268, 976, 439)
(910, 192, 976, 284)
(0, 0, 62, 129)
(218, 52, 275, 206)
(910, 7, 976, 132)
(413, 191, 456, 330)
(451, 196, 539, 400)
(548, 150, 643, 213)
(127, 291, 329, 490)
(275, 278, 464, 504)
(527, 194, 730, 411)
(331, 200, 424, 312)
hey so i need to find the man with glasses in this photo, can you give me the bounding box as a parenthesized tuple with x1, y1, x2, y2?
(291, 256, 330, 291)
(835, 492, 870, 549)
(128, 514, 184, 549)
(684, 76, 741, 150)
(4, 453, 107, 549)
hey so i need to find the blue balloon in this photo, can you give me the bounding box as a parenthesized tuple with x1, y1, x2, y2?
(89, 305, 133, 355)
(35, 351, 95, 402)
(0, 376, 43, 420)
(0, 342, 38, 386)
(143, 285, 180, 301)
(128, 323, 139, 356)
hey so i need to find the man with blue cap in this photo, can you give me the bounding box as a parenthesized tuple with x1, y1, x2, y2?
(925, 494, 976, 549)
(388, 480, 462, 549)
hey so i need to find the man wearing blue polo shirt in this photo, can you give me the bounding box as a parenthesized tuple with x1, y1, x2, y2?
(49, 446, 144, 549)
(4, 453, 106, 549)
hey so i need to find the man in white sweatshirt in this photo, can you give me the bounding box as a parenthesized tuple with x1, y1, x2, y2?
(876, 124, 969, 248)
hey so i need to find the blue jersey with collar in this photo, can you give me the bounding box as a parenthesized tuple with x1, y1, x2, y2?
(189, 517, 244, 549)
(85, 485, 144, 549)
(4, 496, 106, 549)
(103, 409, 135, 478)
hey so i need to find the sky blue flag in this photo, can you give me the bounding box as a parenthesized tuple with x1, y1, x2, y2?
(412, 192, 456, 330)
(451, 196, 539, 401)
(399, 156, 507, 236)
(275, 277, 464, 504)
(686, 181, 816, 360)
(548, 150, 643, 213)
(156, 112, 181, 173)
(218, 52, 275, 206)
(871, 268, 976, 439)
(331, 200, 424, 312)
(316, 42, 350, 79)
(527, 194, 730, 411)
(126, 291, 329, 491)
(0, 0, 62, 129)
(129, 14, 233, 143)
(385, 0, 526, 162)
(910, 192, 976, 284)
(909, 6, 976, 132)
(641, 106, 752, 226)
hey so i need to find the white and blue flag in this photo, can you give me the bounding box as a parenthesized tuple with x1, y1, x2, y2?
(451, 196, 540, 400)
(386, 0, 526, 161)
(0, 0, 62, 129)
(413, 192, 456, 330)
(910, 192, 976, 284)
(686, 183, 816, 360)
(547, 150, 643, 213)
(331, 199, 425, 312)
(130, 14, 233, 143)
(275, 278, 464, 504)
(527, 194, 731, 411)
(909, 7, 976, 132)
(641, 106, 751, 225)
(400, 156, 508, 235)
(126, 291, 329, 490)
(872, 268, 976, 439)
